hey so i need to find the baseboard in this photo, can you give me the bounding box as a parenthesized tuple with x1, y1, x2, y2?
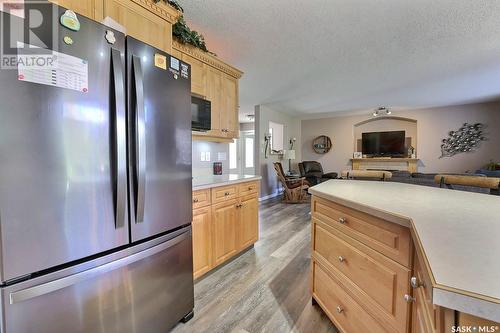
(259, 191, 281, 202)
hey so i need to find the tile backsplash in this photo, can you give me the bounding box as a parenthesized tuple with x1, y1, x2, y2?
(192, 141, 230, 177)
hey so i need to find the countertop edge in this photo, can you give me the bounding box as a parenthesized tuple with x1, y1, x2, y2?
(308, 186, 500, 323)
(193, 176, 262, 191)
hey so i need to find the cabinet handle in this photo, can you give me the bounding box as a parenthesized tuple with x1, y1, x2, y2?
(193, 198, 199, 203)
(410, 276, 424, 289)
(404, 294, 416, 303)
(224, 192, 230, 196)
(236, 204, 243, 208)
(336, 306, 344, 314)
(338, 217, 347, 224)
(338, 256, 346, 263)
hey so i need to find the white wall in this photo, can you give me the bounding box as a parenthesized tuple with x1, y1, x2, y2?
(255, 105, 302, 198)
(301, 101, 500, 174)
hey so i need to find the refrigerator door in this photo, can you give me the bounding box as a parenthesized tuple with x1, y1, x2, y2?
(126, 37, 192, 242)
(0, 228, 194, 333)
(0, 6, 128, 282)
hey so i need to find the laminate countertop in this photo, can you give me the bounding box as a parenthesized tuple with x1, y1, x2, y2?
(193, 174, 261, 191)
(309, 180, 500, 322)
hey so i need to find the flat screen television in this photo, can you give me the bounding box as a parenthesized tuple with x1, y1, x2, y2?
(362, 131, 406, 157)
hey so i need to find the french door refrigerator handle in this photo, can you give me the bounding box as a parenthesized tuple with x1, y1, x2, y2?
(132, 55, 146, 224)
(111, 48, 126, 229)
(9, 232, 189, 305)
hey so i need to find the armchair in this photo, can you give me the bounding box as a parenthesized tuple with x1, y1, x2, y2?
(298, 161, 338, 186)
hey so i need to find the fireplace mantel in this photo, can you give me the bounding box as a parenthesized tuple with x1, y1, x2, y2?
(350, 158, 419, 173)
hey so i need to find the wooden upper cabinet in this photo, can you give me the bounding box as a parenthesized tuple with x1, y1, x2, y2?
(205, 66, 224, 137)
(221, 74, 239, 137)
(182, 54, 206, 97)
(98, 0, 180, 53)
(49, 0, 102, 19)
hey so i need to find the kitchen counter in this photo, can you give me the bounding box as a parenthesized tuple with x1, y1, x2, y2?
(193, 174, 261, 191)
(309, 180, 500, 322)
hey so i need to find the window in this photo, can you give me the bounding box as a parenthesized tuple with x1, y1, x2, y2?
(245, 137, 254, 168)
(229, 141, 237, 170)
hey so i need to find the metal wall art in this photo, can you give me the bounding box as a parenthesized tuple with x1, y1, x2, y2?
(440, 123, 487, 158)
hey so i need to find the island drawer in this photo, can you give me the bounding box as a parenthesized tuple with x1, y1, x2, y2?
(313, 219, 410, 333)
(312, 260, 390, 333)
(312, 196, 411, 267)
(211, 185, 239, 204)
(193, 189, 211, 209)
(239, 181, 259, 197)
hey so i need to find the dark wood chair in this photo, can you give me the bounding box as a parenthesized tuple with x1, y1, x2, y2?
(273, 162, 310, 203)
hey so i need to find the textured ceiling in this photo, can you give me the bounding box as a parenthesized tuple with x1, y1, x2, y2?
(180, 0, 500, 121)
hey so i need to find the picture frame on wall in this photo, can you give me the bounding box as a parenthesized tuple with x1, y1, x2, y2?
(353, 152, 362, 158)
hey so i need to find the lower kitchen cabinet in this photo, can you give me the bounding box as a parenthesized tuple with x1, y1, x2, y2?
(192, 206, 212, 279)
(238, 194, 259, 250)
(192, 181, 259, 279)
(212, 199, 239, 266)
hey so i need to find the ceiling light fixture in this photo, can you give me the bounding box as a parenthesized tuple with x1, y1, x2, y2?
(373, 107, 391, 117)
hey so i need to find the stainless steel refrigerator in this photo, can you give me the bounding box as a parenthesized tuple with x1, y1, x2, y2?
(0, 3, 193, 332)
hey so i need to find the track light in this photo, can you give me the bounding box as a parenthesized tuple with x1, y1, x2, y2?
(373, 107, 391, 117)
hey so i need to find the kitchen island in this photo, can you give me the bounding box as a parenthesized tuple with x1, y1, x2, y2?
(191, 174, 261, 279)
(309, 180, 500, 332)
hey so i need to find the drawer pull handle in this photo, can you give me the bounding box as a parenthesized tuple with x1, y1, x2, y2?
(410, 276, 425, 289)
(336, 306, 344, 314)
(404, 294, 416, 303)
(338, 217, 347, 224)
(248, 187, 253, 190)
(193, 198, 199, 203)
(338, 256, 346, 263)
(224, 192, 230, 196)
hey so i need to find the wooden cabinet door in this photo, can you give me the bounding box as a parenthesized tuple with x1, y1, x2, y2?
(192, 207, 212, 279)
(101, 0, 172, 53)
(49, 0, 101, 19)
(212, 200, 238, 266)
(411, 286, 434, 333)
(238, 195, 258, 250)
(182, 54, 206, 97)
(205, 66, 223, 137)
(221, 74, 239, 138)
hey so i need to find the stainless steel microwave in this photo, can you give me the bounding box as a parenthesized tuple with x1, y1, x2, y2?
(191, 96, 211, 132)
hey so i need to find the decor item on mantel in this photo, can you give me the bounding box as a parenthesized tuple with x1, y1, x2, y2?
(440, 123, 487, 158)
(312, 135, 332, 154)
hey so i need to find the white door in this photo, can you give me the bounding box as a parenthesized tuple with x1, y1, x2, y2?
(241, 131, 255, 175)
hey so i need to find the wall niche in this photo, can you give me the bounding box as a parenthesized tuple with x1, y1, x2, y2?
(353, 117, 418, 155)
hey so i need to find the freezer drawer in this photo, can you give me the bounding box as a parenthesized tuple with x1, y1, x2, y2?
(0, 229, 194, 333)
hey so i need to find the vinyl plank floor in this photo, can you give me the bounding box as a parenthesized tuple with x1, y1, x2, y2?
(171, 197, 338, 333)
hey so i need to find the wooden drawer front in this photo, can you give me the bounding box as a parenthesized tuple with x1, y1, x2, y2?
(212, 185, 238, 204)
(193, 189, 211, 209)
(312, 260, 389, 333)
(313, 220, 410, 332)
(239, 181, 259, 197)
(312, 197, 411, 267)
